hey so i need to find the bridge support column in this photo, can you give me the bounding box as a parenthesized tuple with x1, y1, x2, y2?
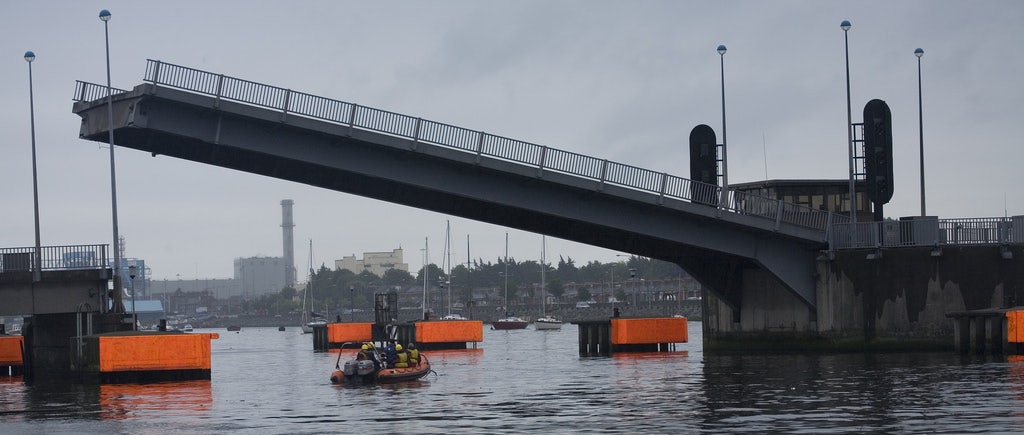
(22, 312, 133, 381)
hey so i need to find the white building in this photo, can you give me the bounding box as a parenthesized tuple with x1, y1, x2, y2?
(335, 248, 408, 277)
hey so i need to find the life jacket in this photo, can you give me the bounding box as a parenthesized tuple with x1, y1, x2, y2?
(394, 351, 410, 368)
(408, 349, 420, 365)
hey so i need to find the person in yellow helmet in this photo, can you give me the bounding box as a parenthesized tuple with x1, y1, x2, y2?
(394, 343, 409, 368)
(407, 342, 420, 366)
(356, 343, 371, 361)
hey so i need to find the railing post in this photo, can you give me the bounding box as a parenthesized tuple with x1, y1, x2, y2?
(281, 89, 291, 122)
(657, 173, 668, 205)
(149, 60, 162, 88)
(824, 212, 834, 243)
(774, 201, 784, 231)
(214, 74, 225, 109)
(598, 160, 609, 191)
(474, 132, 485, 164)
(411, 117, 422, 151)
(347, 104, 358, 137)
(537, 146, 548, 178)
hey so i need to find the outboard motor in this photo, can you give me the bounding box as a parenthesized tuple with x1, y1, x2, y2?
(343, 360, 359, 377)
(357, 360, 376, 376)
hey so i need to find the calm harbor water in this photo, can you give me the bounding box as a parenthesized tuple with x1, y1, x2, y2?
(3, 322, 1024, 433)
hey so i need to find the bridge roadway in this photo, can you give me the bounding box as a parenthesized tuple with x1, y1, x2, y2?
(71, 60, 838, 310)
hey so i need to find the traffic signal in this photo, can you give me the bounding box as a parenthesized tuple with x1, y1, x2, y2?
(689, 124, 719, 205)
(862, 99, 894, 204)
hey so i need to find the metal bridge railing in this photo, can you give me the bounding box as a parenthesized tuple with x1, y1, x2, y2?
(829, 216, 1021, 249)
(73, 81, 129, 103)
(77, 59, 857, 236)
(0, 245, 109, 273)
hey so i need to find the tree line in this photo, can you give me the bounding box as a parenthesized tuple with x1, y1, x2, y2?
(250, 255, 689, 316)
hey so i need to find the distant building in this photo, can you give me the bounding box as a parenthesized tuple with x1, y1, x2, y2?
(336, 248, 408, 277)
(149, 277, 240, 300)
(234, 256, 289, 298)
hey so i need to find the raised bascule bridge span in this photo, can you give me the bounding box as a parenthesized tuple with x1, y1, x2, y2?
(70, 60, 836, 314)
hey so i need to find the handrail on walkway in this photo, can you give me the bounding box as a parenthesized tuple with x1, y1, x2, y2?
(0, 245, 109, 273)
(829, 216, 1021, 249)
(72, 59, 840, 235)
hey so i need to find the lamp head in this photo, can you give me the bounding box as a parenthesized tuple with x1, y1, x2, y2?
(99, 9, 111, 22)
(841, 20, 851, 31)
(24, 51, 35, 63)
(717, 44, 727, 55)
(915, 47, 924, 58)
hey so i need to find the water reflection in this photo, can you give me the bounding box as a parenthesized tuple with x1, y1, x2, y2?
(99, 380, 212, 420)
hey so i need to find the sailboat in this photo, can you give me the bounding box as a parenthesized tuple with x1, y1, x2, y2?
(534, 235, 562, 331)
(302, 240, 327, 334)
(492, 232, 528, 330)
(440, 221, 467, 321)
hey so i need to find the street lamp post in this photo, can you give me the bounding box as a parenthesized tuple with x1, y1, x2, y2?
(717, 44, 729, 210)
(129, 265, 137, 328)
(25, 51, 42, 283)
(841, 19, 856, 224)
(349, 285, 354, 322)
(99, 9, 123, 313)
(915, 47, 926, 216)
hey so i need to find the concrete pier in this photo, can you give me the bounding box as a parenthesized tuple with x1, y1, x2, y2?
(576, 317, 688, 356)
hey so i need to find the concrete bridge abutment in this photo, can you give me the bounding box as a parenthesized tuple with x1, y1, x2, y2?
(701, 245, 1022, 352)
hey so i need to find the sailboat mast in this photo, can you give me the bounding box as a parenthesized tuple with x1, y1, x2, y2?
(504, 232, 509, 314)
(422, 237, 428, 320)
(541, 235, 546, 316)
(445, 220, 452, 317)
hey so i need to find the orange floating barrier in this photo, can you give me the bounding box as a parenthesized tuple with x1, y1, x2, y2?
(414, 320, 483, 343)
(98, 332, 219, 372)
(611, 317, 688, 345)
(327, 323, 373, 344)
(0, 336, 24, 367)
(1008, 310, 1024, 343)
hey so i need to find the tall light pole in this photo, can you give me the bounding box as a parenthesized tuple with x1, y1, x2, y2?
(100, 9, 123, 313)
(349, 285, 355, 322)
(25, 51, 42, 283)
(717, 44, 729, 210)
(841, 19, 856, 223)
(915, 47, 926, 216)
(129, 265, 137, 327)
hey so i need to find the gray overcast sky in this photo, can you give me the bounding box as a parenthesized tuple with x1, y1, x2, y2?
(3, 1, 1022, 281)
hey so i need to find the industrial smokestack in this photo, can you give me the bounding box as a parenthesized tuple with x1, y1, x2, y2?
(281, 199, 296, 286)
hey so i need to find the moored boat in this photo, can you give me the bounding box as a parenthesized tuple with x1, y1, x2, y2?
(533, 236, 562, 331)
(534, 315, 563, 330)
(492, 316, 529, 330)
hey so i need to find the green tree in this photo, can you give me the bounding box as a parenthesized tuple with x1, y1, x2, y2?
(547, 278, 565, 300)
(576, 287, 592, 302)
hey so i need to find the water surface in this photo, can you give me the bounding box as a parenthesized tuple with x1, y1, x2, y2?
(2, 323, 1023, 433)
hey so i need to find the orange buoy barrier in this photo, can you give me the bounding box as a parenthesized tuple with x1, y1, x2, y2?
(1008, 310, 1024, 343)
(327, 323, 373, 345)
(0, 336, 24, 374)
(98, 333, 219, 372)
(611, 317, 688, 345)
(414, 320, 483, 344)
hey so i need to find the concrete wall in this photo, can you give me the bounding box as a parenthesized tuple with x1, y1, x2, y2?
(704, 245, 1023, 351)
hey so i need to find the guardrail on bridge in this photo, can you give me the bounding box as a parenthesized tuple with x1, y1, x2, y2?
(0, 245, 109, 273)
(830, 216, 1022, 249)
